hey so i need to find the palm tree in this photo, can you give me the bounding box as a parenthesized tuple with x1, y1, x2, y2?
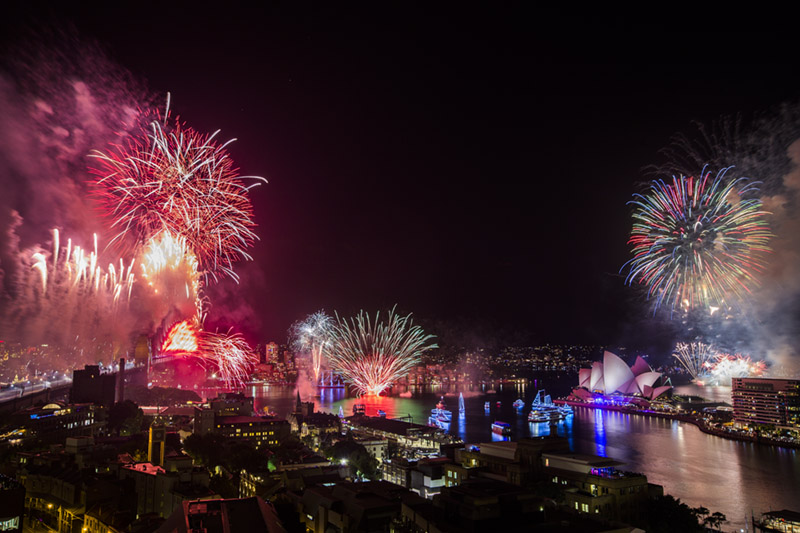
(691, 506, 710, 525)
(710, 511, 727, 531)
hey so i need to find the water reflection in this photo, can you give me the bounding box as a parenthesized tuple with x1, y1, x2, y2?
(593, 409, 606, 456)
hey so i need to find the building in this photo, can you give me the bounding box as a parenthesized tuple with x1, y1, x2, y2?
(265, 342, 279, 364)
(409, 458, 449, 499)
(193, 406, 216, 435)
(347, 416, 450, 453)
(18, 463, 86, 533)
(542, 452, 661, 524)
(293, 480, 419, 533)
(0, 474, 24, 533)
(119, 455, 216, 519)
(428, 478, 545, 532)
(456, 437, 569, 486)
(156, 496, 286, 533)
(209, 392, 255, 418)
(574, 352, 672, 402)
(356, 436, 388, 464)
(11, 402, 102, 443)
(149, 425, 167, 466)
(753, 509, 800, 532)
(732, 377, 800, 429)
(383, 458, 416, 488)
(71, 365, 117, 408)
(214, 416, 290, 447)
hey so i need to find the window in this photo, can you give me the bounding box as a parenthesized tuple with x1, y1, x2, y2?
(581, 504, 589, 513)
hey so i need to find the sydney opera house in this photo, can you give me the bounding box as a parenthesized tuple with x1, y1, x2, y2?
(569, 351, 672, 404)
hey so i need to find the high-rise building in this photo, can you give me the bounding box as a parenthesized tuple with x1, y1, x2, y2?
(265, 342, 279, 364)
(732, 377, 800, 428)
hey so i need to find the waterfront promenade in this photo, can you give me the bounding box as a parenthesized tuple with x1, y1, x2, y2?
(555, 398, 800, 450)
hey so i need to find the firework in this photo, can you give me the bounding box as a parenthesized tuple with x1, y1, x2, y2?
(161, 320, 257, 384)
(31, 229, 135, 308)
(702, 353, 766, 386)
(291, 311, 334, 385)
(161, 320, 199, 354)
(90, 108, 266, 283)
(140, 230, 205, 322)
(673, 342, 716, 381)
(202, 330, 258, 385)
(324, 308, 437, 396)
(88, 101, 264, 384)
(623, 166, 772, 313)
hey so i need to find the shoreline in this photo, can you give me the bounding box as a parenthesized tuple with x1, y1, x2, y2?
(554, 398, 800, 450)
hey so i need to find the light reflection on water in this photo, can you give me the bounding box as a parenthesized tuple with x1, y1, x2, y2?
(244, 381, 798, 532)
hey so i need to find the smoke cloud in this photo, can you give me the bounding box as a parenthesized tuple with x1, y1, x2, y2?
(0, 30, 150, 359)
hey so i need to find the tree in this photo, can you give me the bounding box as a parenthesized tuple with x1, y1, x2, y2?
(640, 495, 704, 533)
(350, 448, 379, 480)
(108, 400, 144, 436)
(183, 433, 226, 467)
(705, 511, 727, 531)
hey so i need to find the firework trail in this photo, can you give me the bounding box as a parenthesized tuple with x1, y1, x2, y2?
(701, 353, 767, 386)
(622, 166, 772, 314)
(89, 106, 266, 283)
(672, 341, 716, 381)
(28, 229, 134, 318)
(291, 311, 334, 385)
(324, 308, 437, 396)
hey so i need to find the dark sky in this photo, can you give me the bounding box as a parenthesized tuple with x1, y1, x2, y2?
(4, 5, 800, 351)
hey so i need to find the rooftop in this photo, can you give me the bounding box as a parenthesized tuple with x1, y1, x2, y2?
(348, 415, 439, 436)
(216, 416, 284, 425)
(542, 452, 625, 469)
(122, 462, 166, 476)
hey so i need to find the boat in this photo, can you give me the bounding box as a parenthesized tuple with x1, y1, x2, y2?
(528, 389, 573, 423)
(491, 421, 512, 436)
(512, 398, 525, 409)
(459, 393, 466, 415)
(428, 414, 450, 430)
(484, 401, 491, 411)
(352, 404, 366, 416)
(377, 409, 386, 417)
(431, 396, 453, 422)
(338, 406, 345, 418)
(528, 410, 559, 423)
(496, 401, 502, 408)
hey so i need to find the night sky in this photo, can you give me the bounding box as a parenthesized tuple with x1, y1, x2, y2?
(3, 5, 800, 353)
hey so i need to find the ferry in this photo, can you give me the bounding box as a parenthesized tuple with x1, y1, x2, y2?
(491, 421, 512, 436)
(528, 389, 573, 423)
(431, 396, 453, 422)
(352, 404, 366, 416)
